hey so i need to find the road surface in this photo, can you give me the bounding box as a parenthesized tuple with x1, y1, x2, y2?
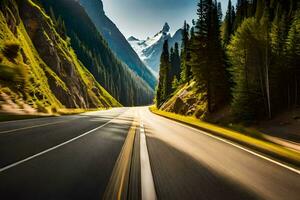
(0, 107, 299, 200)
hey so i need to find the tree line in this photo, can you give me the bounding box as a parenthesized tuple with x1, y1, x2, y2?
(156, 0, 299, 121)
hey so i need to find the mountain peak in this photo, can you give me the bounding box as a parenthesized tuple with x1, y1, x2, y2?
(162, 22, 170, 33)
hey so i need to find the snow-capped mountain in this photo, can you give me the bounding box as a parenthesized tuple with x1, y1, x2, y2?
(79, 0, 157, 89)
(128, 23, 183, 75)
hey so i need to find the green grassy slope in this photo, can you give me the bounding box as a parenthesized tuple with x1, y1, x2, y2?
(160, 81, 208, 119)
(0, 0, 120, 114)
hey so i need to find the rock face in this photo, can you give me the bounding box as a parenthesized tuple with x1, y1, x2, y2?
(79, 0, 157, 89)
(0, 0, 120, 113)
(162, 23, 170, 33)
(160, 82, 208, 119)
(128, 23, 183, 74)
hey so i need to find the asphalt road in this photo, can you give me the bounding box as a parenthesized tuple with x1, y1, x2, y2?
(0, 107, 299, 200)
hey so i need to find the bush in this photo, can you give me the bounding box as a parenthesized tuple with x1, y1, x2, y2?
(15, 63, 28, 85)
(0, 64, 15, 81)
(51, 106, 58, 113)
(2, 41, 20, 61)
(0, 63, 28, 85)
(36, 101, 48, 113)
(0, 54, 3, 63)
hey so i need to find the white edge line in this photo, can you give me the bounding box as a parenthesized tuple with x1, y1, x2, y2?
(154, 114, 300, 175)
(140, 121, 157, 200)
(0, 120, 112, 173)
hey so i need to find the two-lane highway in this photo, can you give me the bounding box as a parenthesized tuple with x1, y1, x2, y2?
(0, 107, 299, 200)
(0, 108, 133, 200)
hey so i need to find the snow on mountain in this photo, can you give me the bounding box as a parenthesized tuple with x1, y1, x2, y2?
(128, 23, 182, 75)
(79, 0, 157, 89)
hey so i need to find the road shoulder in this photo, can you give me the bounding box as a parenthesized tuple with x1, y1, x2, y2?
(149, 106, 300, 170)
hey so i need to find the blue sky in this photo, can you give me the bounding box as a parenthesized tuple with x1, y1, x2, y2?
(102, 0, 237, 39)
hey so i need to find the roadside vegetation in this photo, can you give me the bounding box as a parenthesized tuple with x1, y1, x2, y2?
(0, 0, 120, 118)
(156, 0, 299, 122)
(154, 0, 299, 164)
(155, 0, 299, 143)
(150, 106, 300, 167)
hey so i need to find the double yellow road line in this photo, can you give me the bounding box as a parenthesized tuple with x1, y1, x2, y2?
(103, 118, 138, 200)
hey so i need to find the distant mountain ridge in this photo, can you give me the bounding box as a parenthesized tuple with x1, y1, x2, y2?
(128, 23, 183, 75)
(79, 0, 157, 89)
(39, 0, 154, 106)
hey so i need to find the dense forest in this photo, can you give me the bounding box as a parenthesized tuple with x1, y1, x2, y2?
(156, 0, 299, 121)
(38, 0, 154, 106)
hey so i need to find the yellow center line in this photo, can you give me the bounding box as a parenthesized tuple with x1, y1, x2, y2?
(103, 113, 138, 200)
(117, 120, 137, 199)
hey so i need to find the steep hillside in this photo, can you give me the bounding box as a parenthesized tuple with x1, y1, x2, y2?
(160, 81, 208, 119)
(39, 0, 154, 106)
(128, 23, 182, 74)
(79, 0, 157, 90)
(0, 0, 120, 114)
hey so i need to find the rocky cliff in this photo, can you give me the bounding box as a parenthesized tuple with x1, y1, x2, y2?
(0, 0, 120, 114)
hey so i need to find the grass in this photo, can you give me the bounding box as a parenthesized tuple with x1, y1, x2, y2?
(149, 106, 300, 167)
(0, 1, 120, 114)
(57, 108, 109, 115)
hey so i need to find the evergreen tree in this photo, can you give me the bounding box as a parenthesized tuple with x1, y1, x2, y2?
(234, 0, 250, 30)
(156, 40, 171, 107)
(170, 42, 181, 82)
(269, 6, 288, 112)
(260, 1, 272, 119)
(56, 16, 67, 39)
(255, 0, 264, 20)
(180, 21, 192, 83)
(228, 18, 265, 120)
(222, 0, 235, 46)
(285, 9, 300, 106)
(49, 7, 57, 24)
(211, 0, 230, 110)
(191, 0, 229, 112)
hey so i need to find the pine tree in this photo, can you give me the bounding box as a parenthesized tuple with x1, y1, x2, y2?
(191, 0, 229, 112)
(286, 9, 300, 106)
(255, 0, 264, 20)
(156, 40, 171, 107)
(210, 0, 230, 110)
(259, 1, 272, 119)
(170, 42, 181, 81)
(228, 18, 264, 120)
(222, 0, 235, 46)
(180, 21, 192, 83)
(269, 6, 288, 112)
(234, 0, 250, 30)
(56, 16, 67, 39)
(49, 7, 57, 25)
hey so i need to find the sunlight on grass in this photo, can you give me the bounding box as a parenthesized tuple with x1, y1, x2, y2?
(57, 108, 109, 115)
